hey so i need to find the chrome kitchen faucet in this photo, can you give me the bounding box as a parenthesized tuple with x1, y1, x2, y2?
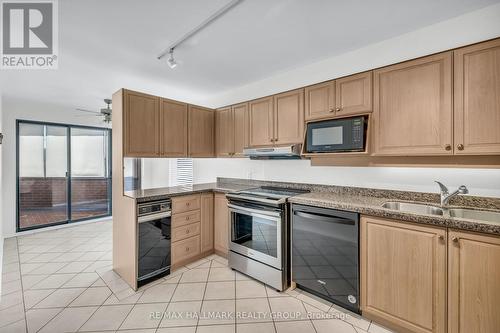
(435, 181, 469, 207)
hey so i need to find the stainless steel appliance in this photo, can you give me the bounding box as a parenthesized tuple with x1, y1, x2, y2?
(305, 116, 367, 153)
(226, 187, 308, 291)
(137, 199, 172, 287)
(292, 204, 360, 313)
(243, 144, 302, 159)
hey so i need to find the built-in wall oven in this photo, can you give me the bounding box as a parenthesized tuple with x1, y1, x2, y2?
(137, 199, 171, 287)
(227, 187, 308, 291)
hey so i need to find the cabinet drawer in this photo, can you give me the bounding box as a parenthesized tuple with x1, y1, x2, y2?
(172, 222, 200, 242)
(172, 210, 201, 228)
(172, 235, 200, 265)
(172, 194, 201, 214)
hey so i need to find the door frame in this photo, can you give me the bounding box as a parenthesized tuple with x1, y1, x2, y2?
(16, 119, 112, 232)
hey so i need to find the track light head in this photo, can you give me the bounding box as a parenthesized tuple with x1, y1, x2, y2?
(167, 49, 177, 69)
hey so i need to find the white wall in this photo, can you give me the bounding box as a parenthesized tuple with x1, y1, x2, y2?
(1, 97, 109, 238)
(192, 5, 500, 199)
(205, 3, 500, 107)
(141, 158, 171, 189)
(193, 158, 500, 198)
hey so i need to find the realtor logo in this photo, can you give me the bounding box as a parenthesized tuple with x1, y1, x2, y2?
(1, 0, 58, 69)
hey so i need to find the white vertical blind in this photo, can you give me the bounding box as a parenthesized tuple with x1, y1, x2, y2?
(176, 158, 193, 186)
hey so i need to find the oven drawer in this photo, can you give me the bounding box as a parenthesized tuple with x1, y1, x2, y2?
(172, 194, 201, 214)
(172, 222, 200, 242)
(172, 210, 201, 228)
(172, 235, 201, 265)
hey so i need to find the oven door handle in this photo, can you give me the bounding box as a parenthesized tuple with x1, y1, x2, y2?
(226, 193, 285, 205)
(138, 211, 171, 223)
(227, 204, 281, 218)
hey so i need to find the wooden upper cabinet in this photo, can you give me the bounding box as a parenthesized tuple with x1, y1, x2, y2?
(233, 103, 248, 157)
(373, 52, 453, 156)
(336, 71, 372, 117)
(361, 216, 446, 333)
(160, 98, 187, 157)
(248, 96, 274, 147)
(454, 39, 500, 155)
(274, 89, 304, 145)
(216, 107, 234, 157)
(123, 90, 160, 157)
(188, 105, 215, 157)
(448, 230, 500, 333)
(305, 80, 335, 120)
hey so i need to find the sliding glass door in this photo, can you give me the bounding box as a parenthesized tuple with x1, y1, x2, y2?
(17, 120, 111, 231)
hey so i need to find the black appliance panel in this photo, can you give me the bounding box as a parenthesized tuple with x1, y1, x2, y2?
(306, 116, 366, 153)
(292, 204, 360, 313)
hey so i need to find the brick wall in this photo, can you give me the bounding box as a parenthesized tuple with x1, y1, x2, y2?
(20, 177, 109, 209)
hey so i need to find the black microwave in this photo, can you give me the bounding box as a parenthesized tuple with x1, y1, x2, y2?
(305, 116, 367, 153)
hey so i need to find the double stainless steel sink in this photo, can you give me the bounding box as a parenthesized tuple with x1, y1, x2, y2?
(381, 201, 500, 223)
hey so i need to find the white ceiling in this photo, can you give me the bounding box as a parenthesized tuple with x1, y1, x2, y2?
(1, 0, 499, 112)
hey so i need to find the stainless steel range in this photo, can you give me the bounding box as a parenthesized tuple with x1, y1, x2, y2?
(226, 186, 308, 291)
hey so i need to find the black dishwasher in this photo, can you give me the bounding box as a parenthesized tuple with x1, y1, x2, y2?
(137, 200, 171, 287)
(292, 204, 359, 313)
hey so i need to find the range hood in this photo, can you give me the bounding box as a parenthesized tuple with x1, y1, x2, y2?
(244, 144, 302, 160)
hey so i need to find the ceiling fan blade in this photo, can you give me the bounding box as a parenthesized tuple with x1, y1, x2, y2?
(76, 108, 99, 114)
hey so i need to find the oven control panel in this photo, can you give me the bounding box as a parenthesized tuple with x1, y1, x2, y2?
(138, 200, 171, 217)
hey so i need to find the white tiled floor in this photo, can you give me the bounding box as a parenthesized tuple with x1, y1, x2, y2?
(0, 220, 394, 333)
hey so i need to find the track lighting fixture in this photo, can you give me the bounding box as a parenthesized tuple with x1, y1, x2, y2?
(157, 0, 243, 68)
(167, 49, 177, 69)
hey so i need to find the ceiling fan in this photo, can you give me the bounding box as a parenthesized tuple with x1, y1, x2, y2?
(76, 99, 112, 124)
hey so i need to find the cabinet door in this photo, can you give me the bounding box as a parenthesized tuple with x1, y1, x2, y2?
(233, 103, 248, 157)
(448, 230, 500, 333)
(216, 107, 234, 157)
(214, 193, 229, 256)
(373, 52, 453, 156)
(188, 105, 215, 157)
(454, 39, 500, 155)
(123, 90, 160, 157)
(361, 216, 446, 333)
(335, 71, 372, 116)
(248, 97, 274, 147)
(160, 98, 187, 157)
(200, 193, 214, 253)
(274, 89, 305, 145)
(304, 80, 335, 120)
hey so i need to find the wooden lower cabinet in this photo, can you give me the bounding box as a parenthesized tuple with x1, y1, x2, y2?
(171, 193, 213, 268)
(360, 216, 446, 333)
(200, 193, 214, 253)
(448, 230, 500, 333)
(214, 193, 230, 256)
(172, 235, 201, 265)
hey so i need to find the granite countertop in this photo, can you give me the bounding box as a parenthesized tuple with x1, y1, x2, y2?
(124, 182, 254, 202)
(288, 192, 500, 235)
(123, 177, 500, 235)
